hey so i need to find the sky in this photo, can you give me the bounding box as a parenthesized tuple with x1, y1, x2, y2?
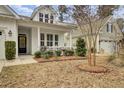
(10, 5, 39, 16)
(10, 5, 124, 18)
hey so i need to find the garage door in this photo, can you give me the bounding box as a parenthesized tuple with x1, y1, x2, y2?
(0, 31, 5, 59)
(100, 41, 115, 54)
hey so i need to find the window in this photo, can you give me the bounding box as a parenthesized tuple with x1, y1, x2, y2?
(107, 24, 109, 32)
(50, 15, 54, 24)
(45, 14, 48, 19)
(55, 35, 59, 46)
(40, 33, 45, 46)
(39, 13, 43, 22)
(0, 31, 2, 35)
(50, 15, 53, 19)
(111, 24, 113, 33)
(47, 34, 53, 46)
(45, 14, 49, 23)
(50, 20, 53, 24)
(45, 19, 49, 23)
(107, 23, 113, 33)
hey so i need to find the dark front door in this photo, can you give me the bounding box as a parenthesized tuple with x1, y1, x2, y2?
(18, 34, 27, 53)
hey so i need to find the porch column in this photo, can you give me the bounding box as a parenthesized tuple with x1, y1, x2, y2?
(37, 27, 40, 50)
(69, 30, 72, 49)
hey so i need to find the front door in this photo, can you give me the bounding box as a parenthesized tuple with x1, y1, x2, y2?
(18, 34, 27, 54)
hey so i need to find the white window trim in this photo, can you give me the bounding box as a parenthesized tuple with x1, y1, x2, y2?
(40, 33, 45, 46)
(47, 34, 53, 46)
(39, 13, 43, 22)
(55, 34, 59, 46)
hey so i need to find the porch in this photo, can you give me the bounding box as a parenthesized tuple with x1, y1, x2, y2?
(17, 22, 73, 56)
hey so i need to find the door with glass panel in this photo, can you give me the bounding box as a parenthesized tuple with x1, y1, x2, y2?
(18, 34, 27, 53)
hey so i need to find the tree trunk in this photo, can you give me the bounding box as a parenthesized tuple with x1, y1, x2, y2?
(88, 50, 92, 66)
(93, 50, 96, 66)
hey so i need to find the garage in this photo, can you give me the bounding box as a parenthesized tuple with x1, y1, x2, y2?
(100, 40, 116, 54)
(0, 30, 5, 59)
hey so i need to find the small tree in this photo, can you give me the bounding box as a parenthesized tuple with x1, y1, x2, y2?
(76, 38, 87, 56)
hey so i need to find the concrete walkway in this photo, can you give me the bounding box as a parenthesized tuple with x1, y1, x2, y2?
(0, 60, 5, 73)
(0, 55, 37, 73)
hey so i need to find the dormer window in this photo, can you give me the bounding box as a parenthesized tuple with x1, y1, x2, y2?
(50, 15, 54, 24)
(39, 12, 54, 24)
(39, 13, 43, 22)
(45, 14, 49, 23)
(107, 23, 113, 33)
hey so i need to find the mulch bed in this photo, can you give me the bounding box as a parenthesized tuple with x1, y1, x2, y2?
(34, 56, 87, 63)
(78, 64, 109, 73)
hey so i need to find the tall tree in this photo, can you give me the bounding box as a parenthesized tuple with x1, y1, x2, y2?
(98, 5, 119, 18)
(58, 5, 68, 22)
(58, 5, 119, 66)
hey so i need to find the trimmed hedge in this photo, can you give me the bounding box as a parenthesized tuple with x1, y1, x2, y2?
(5, 41, 16, 60)
(55, 50, 62, 56)
(42, 50, 54, 59)
(63, 49, 74, 56)
(34, 51, 41, 58)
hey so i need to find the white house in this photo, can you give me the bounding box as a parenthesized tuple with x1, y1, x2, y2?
(0, 5, 123, 60)
(0, 5, 74, 59)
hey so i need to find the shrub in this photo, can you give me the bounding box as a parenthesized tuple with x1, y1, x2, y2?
(46, 50, 54, 57)
(5, 41, 16, 60)
(34, 51, 41, 58)
(63, 49, 74, 56)
(42, 50, 54, 59)
(42, 52, 50, 59)
(76, 38, 87, 57)
(55, 50, 61, 56)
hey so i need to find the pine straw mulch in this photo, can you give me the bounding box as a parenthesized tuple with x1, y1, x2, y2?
(1, 57, 124, 88)
(78, 65, 109, 73)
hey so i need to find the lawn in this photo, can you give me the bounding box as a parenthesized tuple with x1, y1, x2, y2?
(0, 57, 124, 88)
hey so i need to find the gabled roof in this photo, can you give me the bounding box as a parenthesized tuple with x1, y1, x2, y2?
(3, 5, 20, 19)
(31, 5, 57, 19)
(72, 16, 114, 38)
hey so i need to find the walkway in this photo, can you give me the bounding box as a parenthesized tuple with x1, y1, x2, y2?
(0, 60, 4, 73)
(0, 55, 37, 73)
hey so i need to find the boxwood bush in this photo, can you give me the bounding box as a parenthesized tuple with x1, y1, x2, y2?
(34, 51, 41, 58)
(5, 41, 16, 60)
(42, 50, 54, 59)
(55, 50, 61, 56)
(63, 49, 74, 56)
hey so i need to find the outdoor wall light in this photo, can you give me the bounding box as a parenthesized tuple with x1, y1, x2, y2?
(8, 30, 12, 36)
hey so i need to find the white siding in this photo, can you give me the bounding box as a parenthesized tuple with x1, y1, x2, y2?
(0, 30, 5, 59)
(0, 18, 18, 59)
(0, 6, 13, 16)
